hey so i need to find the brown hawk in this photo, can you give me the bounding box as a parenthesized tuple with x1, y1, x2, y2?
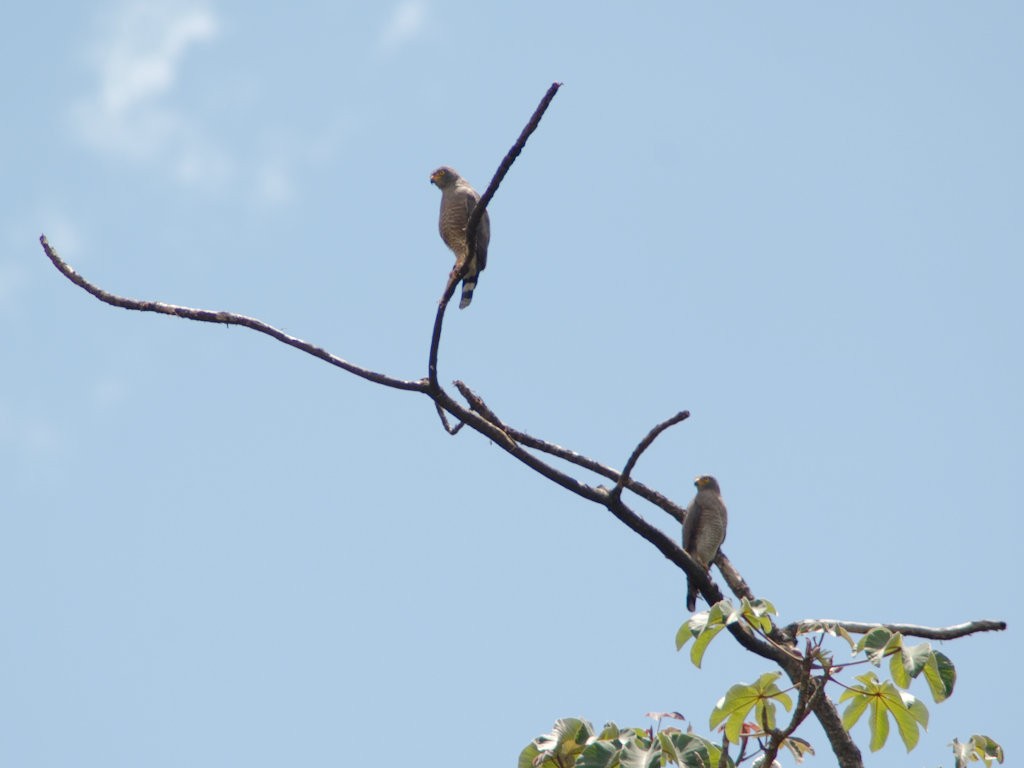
(682, 475, 728, 612)
(430, 166, 490, 309)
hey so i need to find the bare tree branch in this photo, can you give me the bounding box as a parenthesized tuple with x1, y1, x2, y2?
(38, 236, 426, 393)
(452, 379, 688, 521)
(609, 411, 690, 501)
(786, 618, 1007, 640)
(464, 81, 563, 269)
(428, 82, 563, 393)
(715, 551, 756, 605)
(434, 402, 464, 435)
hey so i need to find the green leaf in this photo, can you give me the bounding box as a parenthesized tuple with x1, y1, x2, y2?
(658, 731, 718, 768)
(689, 620, 726, 668)
(890, 641, 932, 688)
(965, 734, 1005, 766)
(840, 672, 925, 753)
(675, 614, 705, 651)
(901, 692, 929, 728)
(833, 623, 856, 650)
(578, 740, 621, 768)
(709, 673, 790, 743)
(857, 627, 893, 664)
(739, 597, 777, 633)
(868, 690, 890, 752)
(840, 689, 870, 730)
(903, 642, 932, 679)
(619, 737, 660, 768)
(952, 734, 1005, 767)
(923, 650, 956, 702)
(518, 741, 543, 768)
(529, 718, 596, 766)
(886, 690, 923, 752)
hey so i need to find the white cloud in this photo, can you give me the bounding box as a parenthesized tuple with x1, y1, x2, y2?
(378, 0, 427, 52)
(72, 2, 226, 188)
(97, 4, 217, 115)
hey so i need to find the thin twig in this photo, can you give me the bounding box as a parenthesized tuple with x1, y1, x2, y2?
(427, 269, 462, 392)
(39, 236, 426, 393)
(609, 411, 690, 501)
(464, 82, 563, 266)
(434, 402, 464, 435)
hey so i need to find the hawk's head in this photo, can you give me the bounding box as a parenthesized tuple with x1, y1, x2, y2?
(430, 166, 460, 189)
(694, 475, 720, 493)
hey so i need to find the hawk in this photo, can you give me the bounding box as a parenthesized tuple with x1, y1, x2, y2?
(430, 166, 490, 309)
(682, 475, 728, 612)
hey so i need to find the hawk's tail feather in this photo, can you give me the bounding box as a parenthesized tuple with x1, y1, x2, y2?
(686, 581, 698, 613)
(459, 276, 478, 309)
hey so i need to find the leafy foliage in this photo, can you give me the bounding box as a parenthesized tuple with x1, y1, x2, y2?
(952, 734, 1005, 767)
(526, 600, 1003, 767)
(675, 598, 776, 668)
(519, 718, 721, 768)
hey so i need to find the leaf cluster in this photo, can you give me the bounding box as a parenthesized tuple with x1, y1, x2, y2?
(519, 718, 720, 768)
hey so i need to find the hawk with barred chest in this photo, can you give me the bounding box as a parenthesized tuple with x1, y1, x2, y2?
(682, 475, 728, 612)
(430, 166, 490, 309)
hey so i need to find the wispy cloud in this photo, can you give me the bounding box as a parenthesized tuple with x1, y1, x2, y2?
(72, 2, 227, 189)
(378, 0, 427, 52)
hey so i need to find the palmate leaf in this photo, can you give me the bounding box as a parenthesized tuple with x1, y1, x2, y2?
(709, 672, 793, 743)
(838, 672, 928, 753)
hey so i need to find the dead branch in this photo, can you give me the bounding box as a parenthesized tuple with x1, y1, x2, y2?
(786, 618, 1007, 641)
(38, 236, 425, 393)
(609, 411, 690, 501)
(428, 82, 562, 394)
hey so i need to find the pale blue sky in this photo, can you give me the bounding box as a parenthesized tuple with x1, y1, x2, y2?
(2, 3, 1021, 767)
